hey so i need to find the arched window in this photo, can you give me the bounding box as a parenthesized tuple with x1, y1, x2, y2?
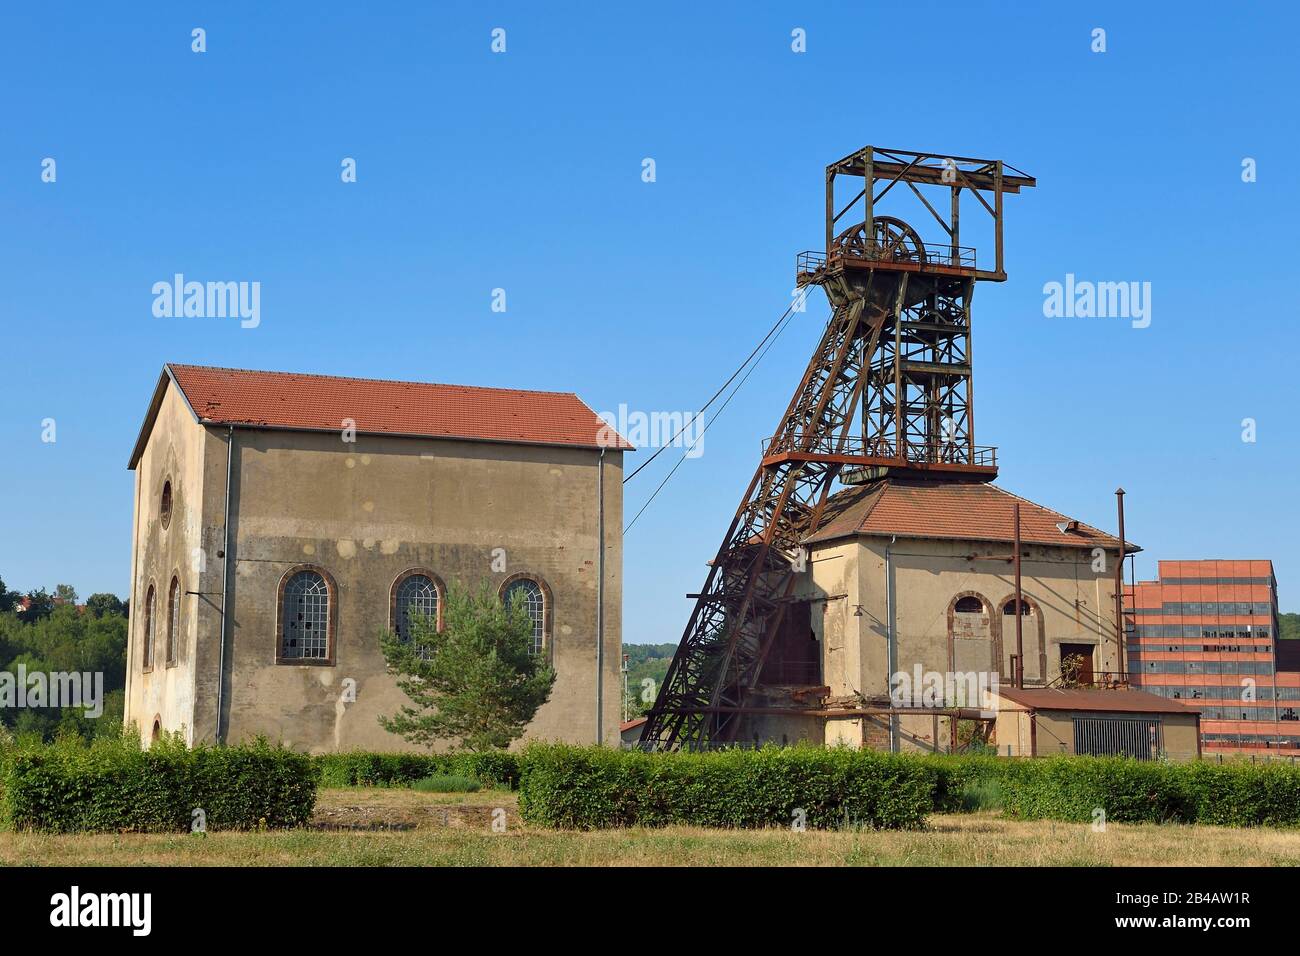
(281, 569, 331, 661)
(160, 478, 173, 529)
(166, 576, 180, 666)
(393, 572, 440, 657)
(950, 592, 993, 673)
(142, 583, 156, 670)
(999, 594, 1044, 683)
(503, 577, 546, 656)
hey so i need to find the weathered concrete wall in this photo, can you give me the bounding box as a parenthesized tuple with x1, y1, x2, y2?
(995, 705, 1199, 761)
(740, 709, 823, 747)
(215, 426, 623, 753)
(125, 383, 210, 744)
(1033, 709, 1200, 761)
(1161, 715, 1201, 761)
(995, 708, 1032, 757)
(188, 425, 237, 745)
(824, 716, 863, 747)
(809, 541, 863, 700)
(845, 536, 1121, 701)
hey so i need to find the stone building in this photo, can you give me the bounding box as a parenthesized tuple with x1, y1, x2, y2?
(125, 364, 627, 752)
(990, 686, 1201, 761)
(742, 477, 1133, 752)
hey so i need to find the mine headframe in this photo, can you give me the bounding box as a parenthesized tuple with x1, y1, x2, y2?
(639, 146, 1034, 751)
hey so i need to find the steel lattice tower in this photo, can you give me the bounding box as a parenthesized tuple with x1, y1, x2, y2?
(640, 146, 1035, 750)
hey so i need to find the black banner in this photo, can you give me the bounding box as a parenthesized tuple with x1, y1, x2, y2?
(0, 866, 1274, 939)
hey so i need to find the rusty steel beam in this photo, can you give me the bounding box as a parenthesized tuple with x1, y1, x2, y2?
(831, 152, 1036, 193)
(654, 705, 990, 719)
(639, 289, 881, 749)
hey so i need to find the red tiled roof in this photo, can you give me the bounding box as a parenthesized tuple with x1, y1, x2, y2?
(995, 686, 1197, 716)
(804, 478, 1133, 552)
(161, 364, 633, 451)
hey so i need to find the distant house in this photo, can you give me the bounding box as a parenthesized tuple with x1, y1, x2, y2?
(7, 595, 78, 615)
(17, 595, 84, 613)
(620, 717, 647, 748)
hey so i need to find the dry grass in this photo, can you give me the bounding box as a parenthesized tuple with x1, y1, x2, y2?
(2, 789, 1299, 866)
(318, 786, 512, 810)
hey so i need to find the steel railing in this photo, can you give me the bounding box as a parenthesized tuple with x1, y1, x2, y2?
(797, 239, 977, 276)
(796, 250, 827, 276)
(764, 434, 997, 469)
(1047, 670, 1138, 690)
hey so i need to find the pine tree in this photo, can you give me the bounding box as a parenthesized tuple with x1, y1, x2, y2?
(378, 582, 555, 752)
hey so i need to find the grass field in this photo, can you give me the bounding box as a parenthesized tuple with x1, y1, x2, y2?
(2, 788, 1299, 866)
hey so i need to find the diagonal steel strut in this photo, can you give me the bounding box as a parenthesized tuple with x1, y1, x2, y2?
(640, 273, 907, 749)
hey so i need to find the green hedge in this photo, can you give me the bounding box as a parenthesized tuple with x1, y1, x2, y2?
(315, 750, 520, 790)
(517, 744, 934, 830)
(930, 754, 1201, 824)
(515, 746, 1300, 830)
(994, 757, 1196, 824)
(1183, 761, 1300, 827)
(932, 755, 1300, 827)
(1, 734, 317, 833)
(11, 734, 1296, 833)
(923, 754, 1006, 813)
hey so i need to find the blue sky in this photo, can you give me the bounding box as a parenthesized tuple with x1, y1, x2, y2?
(1, 1, 1296, 641)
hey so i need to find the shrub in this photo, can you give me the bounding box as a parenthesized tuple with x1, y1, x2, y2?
(315, 752, 435, 788)
(924, 753, 1005, 813)
(314, 750, 520, 790)
(517, 744, 934, 830)
(412, 774, 480, 793)
(925, 753, 1300, 828)
(455, 751, 521, 790)
(957, 777, 1004, 812)
(996, 756, 1196, 824)
(0, 733, 317, 833)
(1183, 760, 1300, 827)
(934, 753, 1300, 827)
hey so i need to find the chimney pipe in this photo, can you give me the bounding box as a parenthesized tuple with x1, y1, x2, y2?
(1014, 502, 1023, 689)
(1115, 488, 1127, 681)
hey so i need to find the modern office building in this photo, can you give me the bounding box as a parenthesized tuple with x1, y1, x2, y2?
(1125, 559, 1297, 757)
